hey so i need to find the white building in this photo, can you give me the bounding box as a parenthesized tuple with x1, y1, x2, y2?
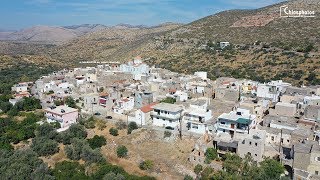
(151, 103, 183, 129)
(120, 57, 150, 75)
(166, 90, 188, 102)
(130, 102, 158, 126)
(184, 99, 213, 134)
(220, 42, 230, 49)
(215, 108, 257, 139)
(11, 82, 28, 93)
(257, 80, 291, 102)
(113, 97, 135, 114)
(194, 71, 207, 80)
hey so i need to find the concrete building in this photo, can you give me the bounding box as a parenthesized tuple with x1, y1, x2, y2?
(134, 91, 153, 108)
(131, 102, 158, 126)
(11, 82, 28, 93)
(270, 102, 297, 117)
(184, 99, 213, 134)
(215, 108, 257, 139)
(257, 80, 291, 102)
(238, 129, 266, 162)
(44, 105, 79, 131)
(151, 103, 183, 129)
(304, 105, 320, 122)
(120, 57, 150, 75)
(215, 88, 239, 102)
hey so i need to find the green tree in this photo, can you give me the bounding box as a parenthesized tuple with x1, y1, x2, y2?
(223, 153, 242, 174)
(31, 137, 59, 156)
(36, 123, 58, 139)
(116, 145, 128, 158)
(0, 101, 12, 113)
(109, 127, 119, 136)
(139, 160, 154, 170)
(259, 158, 285, 180)
(183, 175, 193, 180)
(193, 164, 203, 175)
(65, 96, 76, 108)
(52, 161, 87, 180)
(87, 135, 107, 149)
(160, 97, 176, 104)
(127, 122, 138, 134)
(205, 147, 218, 163)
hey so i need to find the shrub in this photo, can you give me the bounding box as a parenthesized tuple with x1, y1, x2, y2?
(116, 145, 128, 158)
(205, 148, 218, 163)
(96, 119, 107, 130)
(194, 164, 203, 174)
(127, 122, 138, 134)
(116, 121, 127, 130)
(164, 131, 172, 138)
(139, 160, 154, 170)
(109, 128, 119, 136)
(184, 175, 193, 180)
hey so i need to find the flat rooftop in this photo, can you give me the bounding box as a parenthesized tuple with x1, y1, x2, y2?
(153, 103, 183, 112)
(45, 105, 78, 115)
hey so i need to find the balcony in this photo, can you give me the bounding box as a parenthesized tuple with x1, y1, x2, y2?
(151, 112, 181, 121)
(46, 114, 63, 123)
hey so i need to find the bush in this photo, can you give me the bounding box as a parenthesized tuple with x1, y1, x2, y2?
(139, 160, 154, 170)
(109, 128, 119, 136)
(103, 172, 125, 180)
(184, 175, 193, 180)
(116, 121, 127, 130)
(127, 122, 138, 134)
(194, 164, 203, 174)
(116, 145, 128, 158)
(87, 135, 106, 149)
(205, 148, 218, 163)
(160, 97, 176, 104)
(96, 119, 107, 130)
(164, 131, 172, 138)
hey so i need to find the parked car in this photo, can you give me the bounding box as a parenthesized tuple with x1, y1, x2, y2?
(106, 116, 112, 119)
(94, 112, 101, 116)
(165, 126, 174, 130)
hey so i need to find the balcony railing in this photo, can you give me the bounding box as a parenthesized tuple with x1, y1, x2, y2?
(46, 115, 63, 123)
(151, 112, 180, 121)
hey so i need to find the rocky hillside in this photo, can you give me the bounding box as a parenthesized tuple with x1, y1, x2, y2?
(0, 0, 319, 85)
(104, 0, 320, 85)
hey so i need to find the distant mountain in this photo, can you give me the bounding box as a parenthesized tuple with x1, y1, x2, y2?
(63, 24, 108, 36)
(0, 25, 77, 44)
(114, 23, 149, 29)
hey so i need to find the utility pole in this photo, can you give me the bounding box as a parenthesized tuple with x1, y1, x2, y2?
(179, 110, 183, 140)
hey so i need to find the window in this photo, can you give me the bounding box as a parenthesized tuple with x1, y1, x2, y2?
(255, 143, 258, 146)
(316, 171, 319, 175)
(316, 157, 320, 162)
(271, 136, 274, 141)
(255, 154, 257, 156)
(249, 142, 252, 145)
(221, 122, 225, 125)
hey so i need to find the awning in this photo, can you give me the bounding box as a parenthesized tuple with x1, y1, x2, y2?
(236, 118, 251, 125)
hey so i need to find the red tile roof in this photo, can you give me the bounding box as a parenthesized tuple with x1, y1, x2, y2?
(140, 102, 158, 113)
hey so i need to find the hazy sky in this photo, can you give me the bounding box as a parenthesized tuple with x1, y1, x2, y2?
(0, 0, 284, 30)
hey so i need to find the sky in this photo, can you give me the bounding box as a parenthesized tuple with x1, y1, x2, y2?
(0, 0, 285, 30)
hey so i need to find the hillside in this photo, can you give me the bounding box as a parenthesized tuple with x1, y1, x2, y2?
(0, 0, 319, 86)
(103, 0, 320, 85)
